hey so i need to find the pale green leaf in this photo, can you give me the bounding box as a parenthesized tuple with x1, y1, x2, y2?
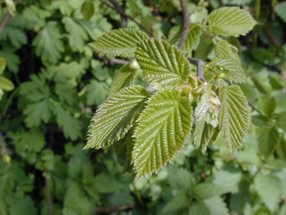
(208, 7, 256, 37)
(204, 197, 228, 215)
(89, 28, 148, 58)
(108, 64, 137, 96)
(219, 85, 250, 150)
(215, 39, 240, 63)
(275, 111, 286, 131)
(168, 24, 202, 54)
(33, 22, 64, 64)
(258, 127, 280, 158)
(275, 1, 286, 22)
(0, 76, 14, 91)
(135, 39, 191, 86)
(211, 58, 247, 83)
(85, 86, 148, 149)
(132, 90, 192, 178)
(194, 183, 223, 200)
(188, 202, 210, 215)
(254, 174, 282, 212)
(194, 121, 218, 154)
(161, 191, 189, 213)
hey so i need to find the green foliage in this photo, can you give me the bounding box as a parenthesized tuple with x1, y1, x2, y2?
(86, 6, 255, 178)
(89, 28, 149, 58)
(219, 85, 250, 150)
(133, 90, 192, 178)
(0, 0, 286, 214)
(208, 7, 257, 37)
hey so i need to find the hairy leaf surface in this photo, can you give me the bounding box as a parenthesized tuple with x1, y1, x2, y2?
(208, 7, 256, 37)
(89, 28, 148, 58)
(133, 90, 192, 178)
(85, 86, 148, 149)
(219, 85, 250, 150)
(135, 39, 191, 86)
(109, 64, 137, 95)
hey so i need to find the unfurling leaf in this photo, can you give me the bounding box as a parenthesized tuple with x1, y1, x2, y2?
(219, 85, 250, 150)
(85, 86, 148, 149)
(89, 28, 149, 58)
(132, 90, 192, 178)
(194, 121, 219, 154)
(208, 7, 256, 37)
(135, 39, 191, 87)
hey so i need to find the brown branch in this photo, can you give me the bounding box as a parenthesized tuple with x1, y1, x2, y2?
(178, 0, 190, 50)
(0, 0, 22, 34)
(44, 176, 54, 215)
(96, 204, 133, 214)
(188, 58, 206, 82)
(101, 0, 151, 36)
(109, 0, 127, 27)
(0, 13, 10, 34)
(264, 27, 281, 50)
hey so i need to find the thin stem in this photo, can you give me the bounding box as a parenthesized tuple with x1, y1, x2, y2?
(132, 182, 144, 207)
(0, 0, 22, 34)
(0, 13, 10, 34)
(188, 58, 206, 82)
(178, 0, 190, 50)
(44, 175, 54, 215)
(101, 0, 151, 36)
(109, 0, 128, 27)
(110, 58, 129, 65)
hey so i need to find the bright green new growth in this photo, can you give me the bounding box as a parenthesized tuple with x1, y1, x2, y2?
(89, 28, 149, 58)
(133, 90, 192, 178)
(86, 7, 255, 178)
(135, 39, 191, 87)
(219, 85, 250, 150)
(208, 7, 257, 37)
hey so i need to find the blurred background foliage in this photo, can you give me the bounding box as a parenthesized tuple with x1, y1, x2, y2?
(0, 0, 286, 214)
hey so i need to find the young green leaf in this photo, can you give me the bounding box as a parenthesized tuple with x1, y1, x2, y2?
(135, 39, 191, 87)
(210, 58, 247, 83)
(194, 121, 218, 154)
(85, 86, 148, 149)
(208, 7, 256, 37)
(132, 90, 192, 178)
(275, 1, 286, 23)
(168, 24, 202, 54)
(108, 64, 137, 95)
(254, 174, 282, 212)
(89, 28, 149, 58)
(219, 85, 250, 150)
(0, 76, 14, 91)
(215, 40, 240, 63)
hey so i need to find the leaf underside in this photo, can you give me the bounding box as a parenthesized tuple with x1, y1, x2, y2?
(219, 85, 250, 150)
(135, 39, 191, 87)
(85, 85, 148, 149)
(89, 28, 149, 58)
(132, 90, 192, 178)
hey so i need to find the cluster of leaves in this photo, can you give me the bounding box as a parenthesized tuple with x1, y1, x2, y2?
(86, 7, 255, 178)
(0, 0, 286, 214)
